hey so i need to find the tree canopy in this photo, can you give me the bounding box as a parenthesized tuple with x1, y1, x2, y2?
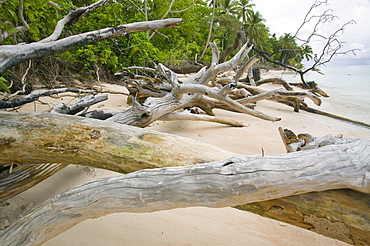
(0, 0, 312, 84)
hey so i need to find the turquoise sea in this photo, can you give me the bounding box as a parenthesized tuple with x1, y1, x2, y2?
(304, 64, 370, 124)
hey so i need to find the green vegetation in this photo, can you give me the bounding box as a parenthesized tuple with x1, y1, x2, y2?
(0, 0, 313, 88)
(0, 77, 10, 93)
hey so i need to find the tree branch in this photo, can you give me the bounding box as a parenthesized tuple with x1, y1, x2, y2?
(39, 0, 110, 43)
(0, 163, 67, 202)
(0, 18, 182, 75)
(0, 0, 29, 42)
(172, 84, 280, 122)
(0, 88, 94, 109)
(158, 110, 246, 127)
(50, 94, 108, 115)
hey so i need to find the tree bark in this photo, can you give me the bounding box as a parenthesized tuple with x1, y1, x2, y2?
(0, 112, 233, 173)
(235, 186, 370, 245)
(0, 128, 369, 245)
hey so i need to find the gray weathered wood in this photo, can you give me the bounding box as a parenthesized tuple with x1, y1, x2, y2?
(1, 137, 369, 245)
(0, 88, 94, 109)
(0, 163, 67, 202)
(108, 43, 322, 127)
(0, 112, 233, 173)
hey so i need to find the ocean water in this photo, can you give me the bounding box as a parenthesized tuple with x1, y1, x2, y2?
(302, 65, 370, 124)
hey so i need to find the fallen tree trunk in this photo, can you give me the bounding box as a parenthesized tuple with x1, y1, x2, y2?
(1, 133, 369, 245)
(0, 111, 232, 202)
(0, 112, 232, 173)
(301, 105, 370, 129)
(0, 112, 369, 245)
(237, 128, 370, 245)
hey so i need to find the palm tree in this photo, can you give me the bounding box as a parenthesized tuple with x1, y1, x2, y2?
(300, 45, 313, 61)
(236, 0, 255, 24)
(243, 10, 269, 48)
(214, 0, 239, 15)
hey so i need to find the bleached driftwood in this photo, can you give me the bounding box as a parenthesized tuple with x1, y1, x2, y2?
(50, 94, 108, 115)
(0, 163, 67, 202)
(0, 110, 232, 202)
(278, 127, 354, 152)
(107, 43, 257, 126)
(158, 111, 246, 127)
(39, 0, 110, 43)
(0, 112, 233, 172)
(1, 131, 369, 245)
(235, 128, 370, 245)
(0, 88, 94, 109)
(108, 44, 321, 127)
(1, 112, 370, 245)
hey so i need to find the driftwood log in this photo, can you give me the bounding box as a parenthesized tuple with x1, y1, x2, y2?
(0, 112, 369, 245)
(236, 129, 370, 245)
(106, 43, 322, 127)
(235, 187, 370, 245)
(0, 112, 232, 173)
(0, 163, 67, 202)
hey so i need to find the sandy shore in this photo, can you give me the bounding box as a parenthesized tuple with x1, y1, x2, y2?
(6, 69, 370, 245)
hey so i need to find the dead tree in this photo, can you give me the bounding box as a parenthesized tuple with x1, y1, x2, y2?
(243, 0, 359, 87)
(0, 42, 321, 126)
(0, 112, 369, 245)
(105, 43, 321, 127)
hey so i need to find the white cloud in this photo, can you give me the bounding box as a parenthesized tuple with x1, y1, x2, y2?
(350, 42, 369, 58)
(350, 43, 364, 50)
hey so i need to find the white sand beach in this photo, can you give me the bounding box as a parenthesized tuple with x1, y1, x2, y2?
(7, 69, 370, 245)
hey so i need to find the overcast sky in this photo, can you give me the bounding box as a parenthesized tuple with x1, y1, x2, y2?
(253, 0, 370, 65)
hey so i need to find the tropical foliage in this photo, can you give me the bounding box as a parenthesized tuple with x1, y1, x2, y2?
(0, 0, 313, 87)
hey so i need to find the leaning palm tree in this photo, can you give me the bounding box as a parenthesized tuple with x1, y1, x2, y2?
(200, 0, 217, 59)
